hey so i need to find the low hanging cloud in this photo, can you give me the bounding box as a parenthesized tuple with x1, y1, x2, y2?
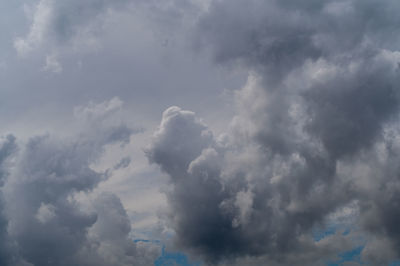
(0, 98, 156, 266)
(147, 0, 400, 265)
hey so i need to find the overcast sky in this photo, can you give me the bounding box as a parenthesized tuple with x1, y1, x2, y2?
(2, 0, 400, 265)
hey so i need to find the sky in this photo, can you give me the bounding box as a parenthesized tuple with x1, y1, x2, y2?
(2, 0, 400, 265)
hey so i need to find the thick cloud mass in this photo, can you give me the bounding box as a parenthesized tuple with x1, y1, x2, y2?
(147, 0, 400, 265)
(0, 98, 156, 266)
(6, 0, 400, 265)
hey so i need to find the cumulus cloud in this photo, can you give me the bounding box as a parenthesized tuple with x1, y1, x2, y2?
(8, 0, 400, 264)
(148, 106, 357, 265)
(146, 0, 400, 264)
(146, 106, 214, 178)
(0, 98, 155, 265)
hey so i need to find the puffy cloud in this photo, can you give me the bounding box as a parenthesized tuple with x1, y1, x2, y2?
(146, 106, 214, 178)
(7, 0, 400, 264)
(147, 0, 400, 264)
(80, 193, 158, 266)
(0, 98, 155, 265)
(147, 105, 357, 264)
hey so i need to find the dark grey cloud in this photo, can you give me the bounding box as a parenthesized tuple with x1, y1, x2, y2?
(304, 55, 400, 159)
(147, 106, 356, 265)
(5, 0, 400, 264)
(147, 0, 400, 265)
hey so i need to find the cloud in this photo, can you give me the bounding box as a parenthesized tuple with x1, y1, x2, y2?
(147, 105, 360, 265)
(43, 53, 62, 73)
(114, 157, 131, 170)
(0, 135, 23, 266)
(147, 0, 400, 264)
(0, 98, 155, 265)
(14, 0, 129, 56)
(146, 106, 214, 179)
(14, 0, 206, 60)
(14, 0, 53, 56)
(6, 0, 400, 264)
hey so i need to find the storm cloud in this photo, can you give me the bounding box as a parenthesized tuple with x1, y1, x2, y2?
(4, 0, 400, 265)
(147, 0, 400, 265)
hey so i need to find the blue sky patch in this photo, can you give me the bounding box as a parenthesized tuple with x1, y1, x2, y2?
(327, 246, 364, 266)
(134, 239, 200, 266)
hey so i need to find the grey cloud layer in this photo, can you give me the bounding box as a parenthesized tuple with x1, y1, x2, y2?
(147, 0, 400, 265)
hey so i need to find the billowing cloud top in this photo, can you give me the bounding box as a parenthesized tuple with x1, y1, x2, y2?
(0, 99, 157, 266)
(4, 0, 400, 265)
(146, 0, 400, 265)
